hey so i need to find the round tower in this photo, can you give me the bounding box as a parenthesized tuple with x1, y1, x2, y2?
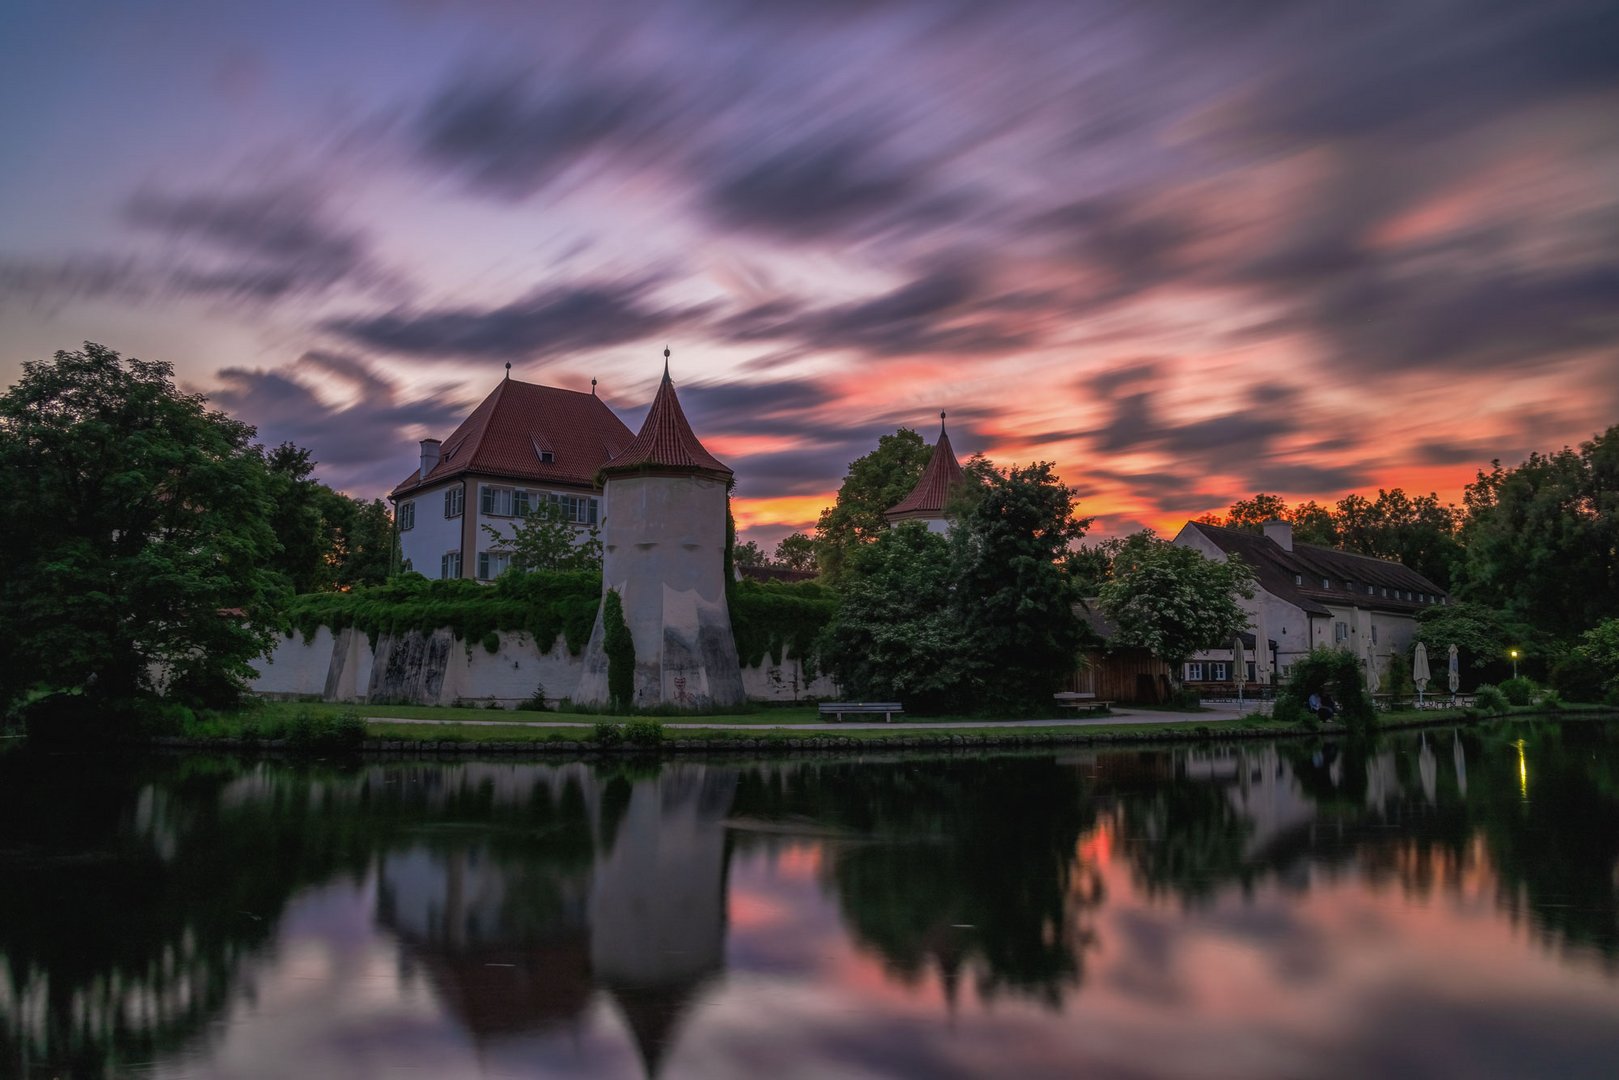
(574, 352, 745, 709)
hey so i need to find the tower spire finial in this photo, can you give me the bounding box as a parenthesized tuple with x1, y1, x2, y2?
(591, 377, 598, 397)
(504, 361, 511, 381)
(940, 410, 947, 435)
(663, 346, 671, 383)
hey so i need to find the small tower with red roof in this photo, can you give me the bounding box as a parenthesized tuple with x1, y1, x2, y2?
(575, 351, 745, 709)
(885, 412, 967, 533)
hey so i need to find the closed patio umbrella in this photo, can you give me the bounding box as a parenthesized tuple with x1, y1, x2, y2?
(1365, 636, 1381, 695)
(1448, 644, 1460, 696)
(1413, 642, 1431, 706)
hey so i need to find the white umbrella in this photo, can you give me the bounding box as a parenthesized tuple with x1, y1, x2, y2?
(1413, 642, 1431, 707)
(1233, 635, 1247, 705)
(1365, 636, 1381, 695)
(1448, 644, 1460, 696)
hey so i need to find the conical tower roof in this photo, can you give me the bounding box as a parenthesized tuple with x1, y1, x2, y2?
(601, 353, 732, 481)
(886, 413, 965, 520)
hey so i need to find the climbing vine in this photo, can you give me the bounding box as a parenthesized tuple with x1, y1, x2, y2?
(603, 588, 636, 709)
(283, 570, 601, 653)
(729, 579, 837, 672)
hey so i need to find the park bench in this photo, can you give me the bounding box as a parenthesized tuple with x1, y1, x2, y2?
(819, 702, 904, 723)
(1053, 692, 1114, 715)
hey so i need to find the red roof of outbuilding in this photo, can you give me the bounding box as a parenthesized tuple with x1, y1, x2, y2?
(601, 365, 732, 481)
(390, 378, 634, 498)
(886, 417, 965, 519)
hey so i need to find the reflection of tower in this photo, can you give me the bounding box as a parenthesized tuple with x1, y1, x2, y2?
(576, 352, 744, 708)
(589, 766, 737, 1077)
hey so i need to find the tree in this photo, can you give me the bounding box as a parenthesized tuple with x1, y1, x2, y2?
(1456, 428, 1619, 640)
(335, 497, 397, 588)
(773, 532, 817, 573)
(951, 461, 1091, 712)
(817, 523, 975, 711)
(815, 427, 931, 580)
(0, 344, 285, 716)
(1097, 535, 1254, 684)
(1413, 601, 1521, 671)
(1334, 488, 1461, 588)
(733, 540, 767, 568)
(488, 503, 602, 573)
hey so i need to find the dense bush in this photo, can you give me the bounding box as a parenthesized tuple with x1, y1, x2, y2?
(1473, 684, 1509, 715)
(1549, 654, 1606, 703)
(1498, 676, 1537, 706)
(592, 720, 624, 747)
(1272, 648, 1376, 733)
(624, 718, 665, 746)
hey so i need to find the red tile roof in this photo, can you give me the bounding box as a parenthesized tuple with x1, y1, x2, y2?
(390, 377, 634, 497)
(601, 364, 732, 481)
(886, 416, 965, 519)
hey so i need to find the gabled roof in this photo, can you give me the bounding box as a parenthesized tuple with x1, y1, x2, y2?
(600, 362, 732, 481)
(390, 377, 634, 498)
(1181, 521, 1447, 616)
(886, 414, 966, 520)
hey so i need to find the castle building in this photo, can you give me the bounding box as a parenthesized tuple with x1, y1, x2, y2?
(884, 412, 966, 533)
(388, 368, 633, 580)
(574, 353, 745, 709)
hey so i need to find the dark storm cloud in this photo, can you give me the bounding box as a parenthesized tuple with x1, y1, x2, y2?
(413, 71, 672, 198)
(1033, 196, 1203, 307)
(123, 184, 392, 301)
(719, 264, 1031, 358)
(1233, 1, 1619, 142)
(676, 377, 840, 436)
(325, 278, 706, 359)
(2, 185, 395, 308)
(1248, 461, 1370, 493)
(209, 353, 468, 495)
(703, 132, 930, 241)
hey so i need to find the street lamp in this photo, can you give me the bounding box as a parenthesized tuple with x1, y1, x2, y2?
(1510, 648, 1520, 681)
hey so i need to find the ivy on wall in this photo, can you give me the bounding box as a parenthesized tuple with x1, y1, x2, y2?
(603, 588, 636, 708)
(729, 579, 837, 672)
(283, 570, 601, 654)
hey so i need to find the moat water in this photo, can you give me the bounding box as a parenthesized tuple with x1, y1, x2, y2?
(3, 721, 1618, 1078)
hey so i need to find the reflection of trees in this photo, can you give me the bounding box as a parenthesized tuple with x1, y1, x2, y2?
(733, 758, 1099, 1006)
(0, 755, 645, 1076)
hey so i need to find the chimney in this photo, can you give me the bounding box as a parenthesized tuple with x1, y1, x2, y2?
(419, 438, 441, 480)
(1262, 519, 1293, 551)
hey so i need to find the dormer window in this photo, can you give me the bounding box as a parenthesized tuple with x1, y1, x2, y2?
(1294, 574, 1303, 585)
(540, 450, 555, 463)
(1320, 576, 1330, 589)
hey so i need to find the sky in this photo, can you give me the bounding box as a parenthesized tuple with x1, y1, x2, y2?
(2, 0, 1616, 549)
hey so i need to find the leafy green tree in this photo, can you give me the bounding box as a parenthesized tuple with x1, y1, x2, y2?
(733, 539, 767, 568)
(1334, 488, 1461, 588)
(815, 427, 930, 580)
(1456, 428, 1619, 640)
(1097, 535, 1255, 685)
(951, 460, 1091, 712)
(1198, 493, 1289, 531)
(1414, 601, 1522, 671)
(817, 523, 974, 710)
(1287, 500, 1339, 546)
(773, 532, 817, 573)
(1573, 619, 1619, 695)
(488, 503, 602, 573)
(0, 344, 285, 715)
(335, 496, 398, 587)
(263, 443, 338, 593)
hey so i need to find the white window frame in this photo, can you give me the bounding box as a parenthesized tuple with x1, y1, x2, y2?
(1335, 621, 1349, 642)
(444, 487, 463, 519)
(399, 501, 415, 531)
(477, 549, 512, 580)
(1211, 662, 1228, 680)
(1185, 662, 1205, 681)
(441, 551, 462, 580)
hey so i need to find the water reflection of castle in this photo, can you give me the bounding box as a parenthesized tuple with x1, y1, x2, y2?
(373, 764, 735, 1076)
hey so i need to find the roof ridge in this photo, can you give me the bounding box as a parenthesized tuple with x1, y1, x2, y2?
(600, 363, 732, 479)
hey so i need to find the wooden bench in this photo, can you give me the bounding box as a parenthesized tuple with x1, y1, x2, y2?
(819, 702, 904, 723)
(1054, 693, 1114, 714)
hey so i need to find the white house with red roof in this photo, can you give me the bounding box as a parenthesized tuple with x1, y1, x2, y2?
(884, 413, 967, 532)
(389, 370, 634, 580)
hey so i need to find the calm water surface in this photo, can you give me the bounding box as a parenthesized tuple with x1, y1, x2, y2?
(3, 721, 1618, 1079)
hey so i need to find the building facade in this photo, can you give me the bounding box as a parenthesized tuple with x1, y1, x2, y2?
(388, 373, 633, 580)
(1172, 520, 1449, 690)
